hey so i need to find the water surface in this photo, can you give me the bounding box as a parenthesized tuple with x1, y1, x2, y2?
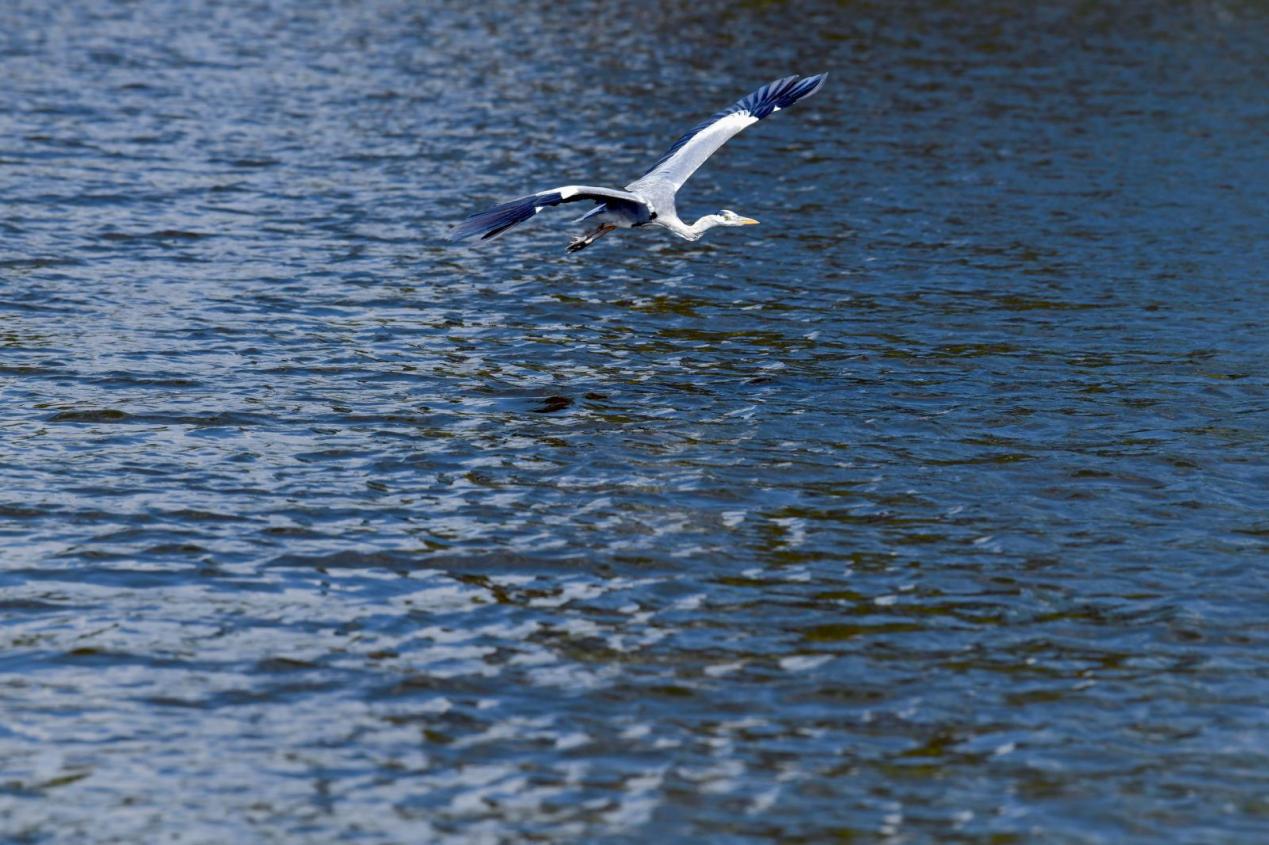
(2, 1, 1267, 842)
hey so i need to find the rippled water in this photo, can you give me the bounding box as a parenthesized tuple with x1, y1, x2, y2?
(3, 1, 1267, 841)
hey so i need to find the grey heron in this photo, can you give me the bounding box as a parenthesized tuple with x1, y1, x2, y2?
(451, 73, 827, 253)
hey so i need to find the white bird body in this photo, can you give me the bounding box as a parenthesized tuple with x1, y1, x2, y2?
(451, 74, 826, 253)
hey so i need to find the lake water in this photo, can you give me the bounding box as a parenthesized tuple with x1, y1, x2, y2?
(2, 1, 1267, 842)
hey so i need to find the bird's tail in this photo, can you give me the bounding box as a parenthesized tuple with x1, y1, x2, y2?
(451, 192, 556, 242)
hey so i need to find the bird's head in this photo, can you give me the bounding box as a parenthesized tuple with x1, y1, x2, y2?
(717, 209, 759, 227)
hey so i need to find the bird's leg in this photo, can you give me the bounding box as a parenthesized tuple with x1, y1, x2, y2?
(566, 224, 616, 254)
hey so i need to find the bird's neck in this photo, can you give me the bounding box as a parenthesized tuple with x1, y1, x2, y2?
(663, 214, 722, 241)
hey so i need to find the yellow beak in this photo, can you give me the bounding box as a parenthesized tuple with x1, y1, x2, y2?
(737, 216, 759, 225)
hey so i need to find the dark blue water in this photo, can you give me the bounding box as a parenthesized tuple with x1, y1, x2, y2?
(2, 1, 1267, 841)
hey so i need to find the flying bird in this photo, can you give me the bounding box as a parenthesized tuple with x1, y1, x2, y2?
(451, 73, 827, 254)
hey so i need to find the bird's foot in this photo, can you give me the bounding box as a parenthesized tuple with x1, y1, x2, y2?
(565, 224, 615, 255)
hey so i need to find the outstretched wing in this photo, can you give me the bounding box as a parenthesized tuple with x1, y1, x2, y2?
(451, 185, 649, 242)
(627, 73, 827, 194)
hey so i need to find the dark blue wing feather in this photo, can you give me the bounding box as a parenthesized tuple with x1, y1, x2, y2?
(451, 192, 564, 241)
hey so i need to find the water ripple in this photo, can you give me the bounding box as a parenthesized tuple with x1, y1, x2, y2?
(2, 0, 1267, 842)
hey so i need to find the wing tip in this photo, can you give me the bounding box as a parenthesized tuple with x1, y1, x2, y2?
(742, 72, 829, 119)
(451, 191, 560, 242)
